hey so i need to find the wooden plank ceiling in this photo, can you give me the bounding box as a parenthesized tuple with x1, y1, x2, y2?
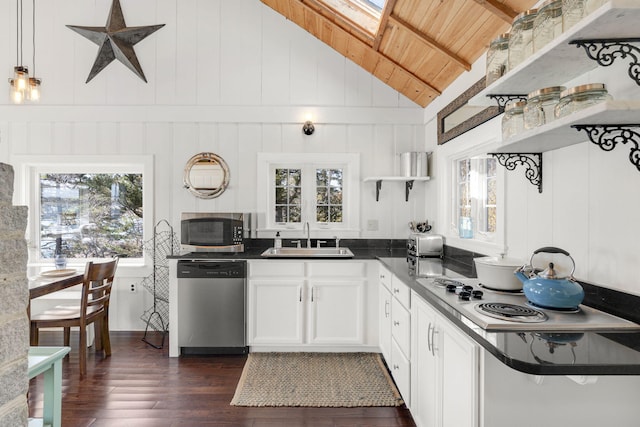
(261, 0, 538, 107)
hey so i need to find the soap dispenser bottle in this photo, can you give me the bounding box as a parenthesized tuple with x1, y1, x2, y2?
(274, 232, 282, 249)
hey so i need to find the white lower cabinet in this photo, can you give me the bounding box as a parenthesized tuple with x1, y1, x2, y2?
(411, 291, 479, 427)
(248, 260, 372, 349)
(378, 264, 412, 405)
(379, 283, 392, 362)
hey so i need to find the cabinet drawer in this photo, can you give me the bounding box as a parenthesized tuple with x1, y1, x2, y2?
(249, 261, 305, 277)
(391, 338, 411, 405)
(391, 298, 411, 358)
(379, 265, 392, 291)
(391, 275, 410, 309)
(306, 261, 366, 277)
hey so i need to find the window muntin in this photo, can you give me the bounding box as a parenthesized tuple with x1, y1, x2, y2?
(39, 173, 143, 259)
(455, 156, 497, 238)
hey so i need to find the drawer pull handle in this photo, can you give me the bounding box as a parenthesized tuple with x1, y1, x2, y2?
(393, 321, 400, 326)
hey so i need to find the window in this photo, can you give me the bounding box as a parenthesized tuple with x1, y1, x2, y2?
(39, 173, 143, 259)
(257, 153, 359, 237)
(15, 155, 153, 265)
(454, 156, 498, 239)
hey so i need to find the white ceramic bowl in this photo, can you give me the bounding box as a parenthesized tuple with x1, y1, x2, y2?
(474, 256, 525, 291)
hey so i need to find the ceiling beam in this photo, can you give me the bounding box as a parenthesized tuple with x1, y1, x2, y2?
(388, 15, 471, 71)
(471, 0, 518, 23)
(372, 0, 397, 51)
(262, 0, 441, 103)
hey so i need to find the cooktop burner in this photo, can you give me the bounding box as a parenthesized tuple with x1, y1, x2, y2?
(526, 301, 581, 314)
(475, 302, 548, 323)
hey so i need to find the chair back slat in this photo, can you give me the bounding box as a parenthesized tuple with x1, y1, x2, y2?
(81, 259, 117, 315)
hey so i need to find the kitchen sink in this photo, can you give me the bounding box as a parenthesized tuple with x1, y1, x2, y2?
(260, 247, 354, 258)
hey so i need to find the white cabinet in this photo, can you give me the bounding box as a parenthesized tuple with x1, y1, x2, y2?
(379, 282, 392, 362)
(248, 260, 372, 350)
(248, 279, 305, 344)
(411, 292, 479, 427)
(378, 264, 412, 405)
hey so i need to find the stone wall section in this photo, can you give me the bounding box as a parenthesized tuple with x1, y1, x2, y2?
(0, 163, 29, 426)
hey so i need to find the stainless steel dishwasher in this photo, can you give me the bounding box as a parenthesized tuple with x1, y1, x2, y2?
(177, 259, 247, 355)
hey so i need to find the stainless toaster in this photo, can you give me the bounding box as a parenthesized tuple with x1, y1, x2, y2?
(407, 233, 443, 257)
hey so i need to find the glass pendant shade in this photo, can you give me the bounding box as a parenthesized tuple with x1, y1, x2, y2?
(28, 77, 41, 101)
(9, 79, 24, 104)
(13, 66, 29, 91)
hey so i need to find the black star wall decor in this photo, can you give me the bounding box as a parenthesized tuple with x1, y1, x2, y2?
(67, 0, 165, 83)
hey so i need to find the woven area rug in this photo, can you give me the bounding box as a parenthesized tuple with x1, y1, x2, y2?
(230, 352, 403, 407)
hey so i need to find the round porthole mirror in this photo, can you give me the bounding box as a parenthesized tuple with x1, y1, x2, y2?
(183, 152, 230, 199)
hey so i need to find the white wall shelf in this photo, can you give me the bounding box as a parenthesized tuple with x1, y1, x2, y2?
(364, 177, 431, 202)
(470, 0, 640, 106)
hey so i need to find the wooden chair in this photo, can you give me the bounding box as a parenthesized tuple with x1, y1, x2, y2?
(30, 259, 118, 377)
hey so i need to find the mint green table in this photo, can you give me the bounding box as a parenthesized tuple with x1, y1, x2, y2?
(28, 346, 70, 427)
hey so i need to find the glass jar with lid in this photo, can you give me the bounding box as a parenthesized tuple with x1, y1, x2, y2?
(486, 33, 510, 86)
(508, 9, 538, 71)
(524, 86, 565, 129)
(502, 101, 526, 140)
(554, 83, 612, 119)
(563, 0, 586, 32)
(533, 0, 563, 52)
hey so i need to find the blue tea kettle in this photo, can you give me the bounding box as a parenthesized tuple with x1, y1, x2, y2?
(515, 247, 584, 310)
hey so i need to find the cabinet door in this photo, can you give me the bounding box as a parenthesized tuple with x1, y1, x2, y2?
(307, 280, 364, 344)
(391, 337, 411, 405)
(379, 283, 392, 363)
(248, 280, 304, 344)
(439, 313, 478, 427)
(391, 297, 411, 358)
(411, 296, 438, 427)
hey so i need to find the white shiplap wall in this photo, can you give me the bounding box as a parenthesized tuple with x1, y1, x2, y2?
(0, 0, 432, 330)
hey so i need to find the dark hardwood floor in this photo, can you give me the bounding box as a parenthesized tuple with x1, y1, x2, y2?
(29, 331, 416, 426)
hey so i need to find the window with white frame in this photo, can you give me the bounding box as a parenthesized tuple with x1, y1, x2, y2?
(454, 156, 497, 238)
(257, 153, 360, 235)
(16, 156, 153, 264)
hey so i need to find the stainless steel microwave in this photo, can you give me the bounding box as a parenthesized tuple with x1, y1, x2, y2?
(180, 212, 251, 253)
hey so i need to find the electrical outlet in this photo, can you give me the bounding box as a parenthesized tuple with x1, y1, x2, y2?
(130, 283, 136, 292)
(367, 219, 378, 231)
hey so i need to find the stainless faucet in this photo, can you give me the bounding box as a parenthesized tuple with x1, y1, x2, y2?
(304, 221, 311, 248)
(334, 236, 340, 248)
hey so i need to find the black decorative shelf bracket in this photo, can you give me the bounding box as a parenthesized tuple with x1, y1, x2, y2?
(375, 180, 382, 201)
(405, 180, 414, 202)
(487, 94, 528, 111)
(572, 124, 640, 172)
(570, 38, 640, 86)
(491, 153, 543, 193)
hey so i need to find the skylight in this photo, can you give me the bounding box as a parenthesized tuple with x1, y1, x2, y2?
(318, 0, 388, 35)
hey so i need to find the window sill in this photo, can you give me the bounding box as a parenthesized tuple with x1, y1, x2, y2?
(445, 235, 505, 256)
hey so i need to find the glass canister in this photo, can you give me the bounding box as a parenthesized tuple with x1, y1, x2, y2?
(563, 0, 586, 32)
(533, 0, 563, 52)
(554, 83, 612, 119)
(508, 9, 538, 71)
(486, 33, 510, 86)
(523, 86, 565, 129)
(502, 101, 526, 139)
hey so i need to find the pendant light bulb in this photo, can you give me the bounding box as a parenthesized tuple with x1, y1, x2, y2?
(28, 77, 41, 101)
(14, 66, 29, 91)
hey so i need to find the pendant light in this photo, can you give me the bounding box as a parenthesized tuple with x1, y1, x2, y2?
(27, 0, 41, 102)
(8, 0, 41, 104)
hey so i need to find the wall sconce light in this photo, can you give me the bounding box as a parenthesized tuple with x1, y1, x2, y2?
(302, 120, 315, 135)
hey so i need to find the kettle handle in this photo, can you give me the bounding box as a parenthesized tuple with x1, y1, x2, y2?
(532, 246, 570, 256)
(530, 247, 575, 277)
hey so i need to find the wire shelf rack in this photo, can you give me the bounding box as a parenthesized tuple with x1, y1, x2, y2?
(138, 219, 179, 349)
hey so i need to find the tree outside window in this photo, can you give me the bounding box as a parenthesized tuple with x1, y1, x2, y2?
(40, 173, 143, 259)
(455, 157, 497, 237)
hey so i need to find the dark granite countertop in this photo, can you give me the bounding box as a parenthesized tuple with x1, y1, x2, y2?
(379, 257, 640, 376)
(167, 239, 640, 375)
